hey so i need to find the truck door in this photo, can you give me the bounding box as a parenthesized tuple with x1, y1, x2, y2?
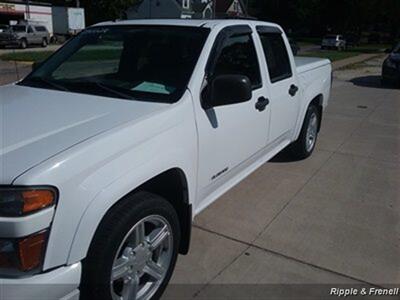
(27, 26, 38, 44)
(256, 26, 300, 143)
(194, 25, 271, 204)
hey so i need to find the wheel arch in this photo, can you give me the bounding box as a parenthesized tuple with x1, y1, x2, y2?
(67, 167, 193, 264)
(294, 94, 324, 140)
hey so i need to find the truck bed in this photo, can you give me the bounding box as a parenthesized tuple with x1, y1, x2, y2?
(295, 56, 331, 74)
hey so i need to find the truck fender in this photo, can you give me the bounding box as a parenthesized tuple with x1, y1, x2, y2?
(67, 165, 193, 264)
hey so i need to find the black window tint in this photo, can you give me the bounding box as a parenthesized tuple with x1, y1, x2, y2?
(213, 34, 261, 88)
(259, 32, 292, 83)
(20, 26, 210, 103)
(35, 26, 47, 32)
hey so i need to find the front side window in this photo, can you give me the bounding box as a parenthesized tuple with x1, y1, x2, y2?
(20, 26, 210, 103)
(258, 32, 292, 83)
(11, 25, 26, 32)
(212, 34, 261, 88)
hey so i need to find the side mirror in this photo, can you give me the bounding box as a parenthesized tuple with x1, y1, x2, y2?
(202, 74, 252, 109)
(385, 48, 392, 54)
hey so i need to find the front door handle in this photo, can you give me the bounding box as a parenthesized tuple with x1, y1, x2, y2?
(255, 97, 269, 112)
(289, 84, 299, 96)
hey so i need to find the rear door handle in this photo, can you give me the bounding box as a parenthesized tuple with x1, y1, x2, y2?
(289, 84, 299, 96)
(255, 97, 269, 112)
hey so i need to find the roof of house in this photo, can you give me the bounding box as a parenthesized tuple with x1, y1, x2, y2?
(215, 0, 246, 14)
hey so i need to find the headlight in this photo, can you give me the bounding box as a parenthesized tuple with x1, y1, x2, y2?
(0, 230, 49, 276)
(0, 187, 56, 217)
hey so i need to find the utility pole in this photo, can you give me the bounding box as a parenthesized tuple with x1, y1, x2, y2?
(76, 0, 80, 8)
(213, 0, 216, 19)
(26, 0, 30, 19)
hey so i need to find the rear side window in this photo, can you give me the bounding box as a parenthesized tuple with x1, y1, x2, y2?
(35, 26, 47, 32)
(212, 34, 261, 89)
(258, 32, 292, 83)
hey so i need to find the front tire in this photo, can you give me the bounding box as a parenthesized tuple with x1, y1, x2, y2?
(288, 105, 320, 160)
(19, 39, 27, 49)
(81, 191, 180, 300)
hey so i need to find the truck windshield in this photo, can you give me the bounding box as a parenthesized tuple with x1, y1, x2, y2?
(11, 25, 26, 32)
(20, 25, 210, 103)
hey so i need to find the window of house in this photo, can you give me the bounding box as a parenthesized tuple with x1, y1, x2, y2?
(258, 32, 292, 83)
(212, 34, 261, 89)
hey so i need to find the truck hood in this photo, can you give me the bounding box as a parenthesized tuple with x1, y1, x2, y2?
(0, 32, 14, 41)
(0, 85, 168, 183)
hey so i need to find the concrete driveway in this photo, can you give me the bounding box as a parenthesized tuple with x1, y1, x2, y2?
(165, 56, 400, 299)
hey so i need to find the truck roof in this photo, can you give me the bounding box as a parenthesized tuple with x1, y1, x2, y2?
(93, 18, 280, 30)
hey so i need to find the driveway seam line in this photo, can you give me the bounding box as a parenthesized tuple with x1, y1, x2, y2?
(193, 224, 385, 288)
(192, 85, 389, 296)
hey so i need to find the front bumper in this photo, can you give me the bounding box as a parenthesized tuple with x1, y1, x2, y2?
(0, 262, 81, 300)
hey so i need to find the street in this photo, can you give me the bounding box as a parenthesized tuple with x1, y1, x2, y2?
(0, 55, 399, 299)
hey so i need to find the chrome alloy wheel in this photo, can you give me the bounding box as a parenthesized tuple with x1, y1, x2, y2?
(306, 112, 318, 152)
(111, 215, 173, 300)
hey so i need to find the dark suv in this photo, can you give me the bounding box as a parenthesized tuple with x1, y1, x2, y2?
(382, 42, 400, 87)
(0, 24, 50, 49)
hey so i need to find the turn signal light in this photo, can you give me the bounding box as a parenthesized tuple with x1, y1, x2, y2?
(22, 190, 54, 214)
(0, 230, 48, 276)
(18, 231, 48, 271)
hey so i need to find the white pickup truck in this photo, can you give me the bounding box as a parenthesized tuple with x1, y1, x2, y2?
(0, 19, 331, 300)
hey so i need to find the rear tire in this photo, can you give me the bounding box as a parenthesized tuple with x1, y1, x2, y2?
(81, 191, 180, 300)
(288, 105, 320, 160)
(41, 38, 48, 48)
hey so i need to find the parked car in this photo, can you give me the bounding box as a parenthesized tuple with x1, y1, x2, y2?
(0, 19, 331, 300)
(0, 24, 50, 49)
(382, 42, 400, 86)
(289, 38, 300, 55)
(321, 34, 346, 50)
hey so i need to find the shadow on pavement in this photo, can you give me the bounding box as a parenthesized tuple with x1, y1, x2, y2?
(270, 148, 305, 163)
(350, 75, 399, 89)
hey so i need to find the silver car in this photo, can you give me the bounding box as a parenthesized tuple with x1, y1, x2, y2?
(0, 24, 50, 49)
(321, 34, 346, 50)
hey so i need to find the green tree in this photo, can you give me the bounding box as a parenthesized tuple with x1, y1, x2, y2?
(80, 0, 141, 24)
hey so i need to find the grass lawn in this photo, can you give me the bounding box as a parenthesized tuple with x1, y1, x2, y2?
(298, 44, 388, 61)
(0, 47, 123, 63)
(0, 51, 55, 63)
(298, 50, 361, 61)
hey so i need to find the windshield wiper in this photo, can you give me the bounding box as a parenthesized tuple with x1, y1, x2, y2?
(85, 81, 137, 100)
(23, 77, 70, 92)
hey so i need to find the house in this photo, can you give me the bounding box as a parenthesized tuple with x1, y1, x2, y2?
(125, 0, 247, 20)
